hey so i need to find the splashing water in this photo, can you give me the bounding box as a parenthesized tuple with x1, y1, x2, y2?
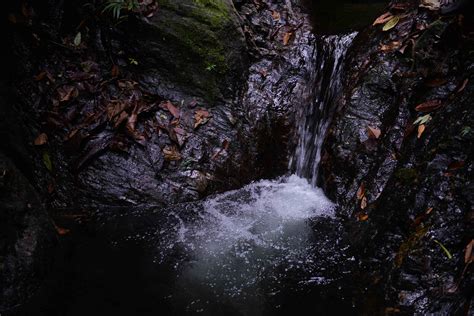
(164, 175, 335, 313)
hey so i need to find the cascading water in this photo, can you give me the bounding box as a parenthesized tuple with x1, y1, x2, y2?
(290, 33, 357, 186)
(63, 32, 358, 316)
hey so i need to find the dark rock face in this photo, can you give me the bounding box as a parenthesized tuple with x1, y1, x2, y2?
(0, 153, 57, 312)
(320, 1, 474, 313)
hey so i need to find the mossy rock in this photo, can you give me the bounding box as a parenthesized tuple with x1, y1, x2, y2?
(124, 0, 248, 103)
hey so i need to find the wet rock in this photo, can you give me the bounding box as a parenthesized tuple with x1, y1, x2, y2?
(0, 153, 56, 312)
(320, 1, 474, 313)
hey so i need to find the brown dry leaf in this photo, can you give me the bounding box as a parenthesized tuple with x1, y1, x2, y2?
(57, 85, 79, 102)
(457, 78, 469, 93)
(361, 196, 368, 209)
(465, 240, 474, 264)
(373, 12, 393, 26)
(448, 160, 465, 171)
(54, 223, 70, 236)
(163, 145, 182, 161)
(357, 183, 365, 200)
(419, 0, 441, 11)
(194, 109, 211, 129)
(111, 64, 120, 77)
(211, 139, 230, 160)
(282, 32, 293, 45)
(367, 126, 381, 139)
(34, 71, 47, 81)
(415, 99, 443, 113)
(380, 41, 402, 52)
(425, 78, 447, 87)
(417, 124, 426, 138)
(34, 133, 48, 146)
(162, 101, 180, 119)
(357, 212, 369, 221)
(271, 10, 280, 20)
(107, 100, 129, 121)
(426, 207, 433, 215)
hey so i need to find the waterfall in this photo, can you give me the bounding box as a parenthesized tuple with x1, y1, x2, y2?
(290, 33, 357, 186)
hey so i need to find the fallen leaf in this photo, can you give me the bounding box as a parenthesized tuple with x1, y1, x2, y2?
(457, 78, 469, 93)
(42, 152, 53, 172)
(415, 99, 443, 113)
(361, 196, 368, 209)
(163, 145, 181, 161)
(373, 12, 393, 26)
(282, 32, 292, 45)
(34, 133, 48, 146)
(357, 183, 365, 200)
(107, 100, 129, 122)
(434, 239, 452, 259)
(380, 41, 402, 52)
(73, 32, 82, 46)
(211, 139, 230, 160)
(417, 124, 426, 138)
(194, 109, 211, 129)
(357, 212, 369, 221)
(367, 126, 381, 139)
(271, 10, 280, 20)
(54, 223, 70, 235)
(414, 114, 432, 125)
(383, 16, 400, 31)
(419, 0, 441, 10)
(57, 85, 79, 102)
(162, 101, 180, 119)
(448, 160, 465, 171)
(111, 64, 120, 77)
(425, 78, 447, 87)
(465, 240, 474, 264)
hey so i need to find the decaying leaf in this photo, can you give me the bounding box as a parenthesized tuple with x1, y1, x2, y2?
(357, 182, 366, 200)
(465, 240, 474, 264)
(111, 64, 120, 77)
(54, 223, 70, 235)
(34, 133, 48, 146)
(211, 139, 230, 160)
(457, 78, 469, 93)
(361, 196, 368, 209)
(357, 212, 369, 221)
(194, 109, 211, 129)
(57, 85, 79, 102)
(425, 78, 447, 87)
(383, 15, 400, 31)
(42, 152, 53, 172)
(419, 0, 441, 10)
(417, 124, 426, 138)
(448, 160, 465, 171)
(73, 32, 82, 46)
(373, 12, 393, 26)
(415, 99, 443, 113)
(161, 101, 180, 119)
(414, 114, 432, 125)
(271, 10, 280, 20)
(380, 41, 402, 52)
(163, 145, 181, 161)
(367, 126, 381, 139)
(282, 32, 293, 45)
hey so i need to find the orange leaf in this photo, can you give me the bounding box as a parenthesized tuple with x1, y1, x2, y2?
(34, 133, 48, 146)
(380, 41, 402, 52)
(271, 10, 280, 20)
(194, 109, 211, 129)
(417, 124, 426, 138)
(465, 240, 474, 264)
(372, 12, 393, 26)
(163, 145, 181, 161)
(356, 183, 365, 200)
(282, 32, 292, 45)
(367, 126, 381, 139)
(415, 99, 443, 113)
(357, 212, 369, 221)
